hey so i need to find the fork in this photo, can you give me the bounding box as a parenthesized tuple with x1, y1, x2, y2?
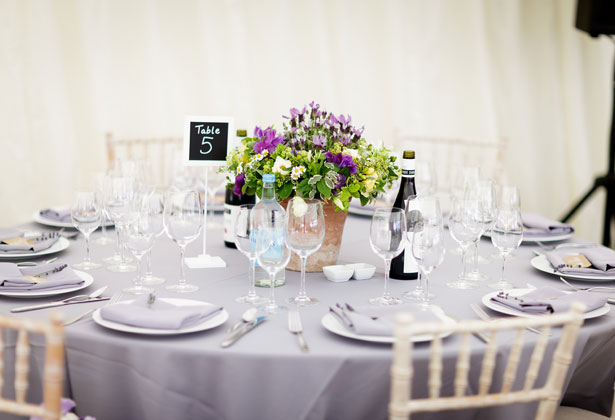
(288, 311, 309, 353)
(64, 292, 122, 326)
(470, 303, 546, 335)
(558, 276, 615, 292)
(17, 257, 58, 267)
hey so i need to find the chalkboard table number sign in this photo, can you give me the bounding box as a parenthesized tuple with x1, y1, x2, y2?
(182, 115, 234, 269)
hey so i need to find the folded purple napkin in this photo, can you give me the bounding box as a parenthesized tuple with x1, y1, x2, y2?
(39, 208, 72, 223)
(100, 295, 223, 330)
(545, 246, 615, 276)
(491, 286, 605, 314)
(0, 232, 59, 254)
(522, 213, 574, 238)
(330, 303, 442, 336)
(0, 262, 84, 291)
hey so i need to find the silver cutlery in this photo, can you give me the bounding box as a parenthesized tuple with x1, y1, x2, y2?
(64, 292, 122, 326)
(446, 313, 489, 343)
(17, 257, 59, 267)
(558, 277, 615, 304)
(220, 316, 266, 348)
(227, 307, 258, 333)
(11, 286, 109, 313)
(536, 241, 598, 252)
(470, 302, 546, 336)
(288, 311, 309, 353)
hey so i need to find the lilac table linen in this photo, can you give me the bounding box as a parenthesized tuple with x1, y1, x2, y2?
(0, 262, 84, 291)
(522, 213, 574, 237)
(100, 295, 223, 330)
(491, 286, 606, 314)
(329, 303, 442, 336)
(39, 208, 72, 223)
(545, 246, 615, 276)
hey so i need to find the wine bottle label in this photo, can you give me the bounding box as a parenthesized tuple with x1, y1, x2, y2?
(401, 158, 415, 178)
(223, 204, 239, 244)
(403, 233, 418, 274)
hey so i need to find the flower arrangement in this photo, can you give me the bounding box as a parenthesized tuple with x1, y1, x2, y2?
(223, 102, 399, 211)
(31, 398, 95, 420)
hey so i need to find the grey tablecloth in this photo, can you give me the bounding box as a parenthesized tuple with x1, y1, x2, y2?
(2, 215, 614, 420)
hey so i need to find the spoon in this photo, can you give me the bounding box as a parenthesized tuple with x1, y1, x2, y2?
(227, 307, 258, 333)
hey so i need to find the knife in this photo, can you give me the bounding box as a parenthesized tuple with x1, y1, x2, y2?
(11, 286, 109, 313)
(220, 316, 266, 348)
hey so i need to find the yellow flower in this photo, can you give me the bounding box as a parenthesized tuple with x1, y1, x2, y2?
(363, 178, 376, 192)
(272, 156, 292, 176)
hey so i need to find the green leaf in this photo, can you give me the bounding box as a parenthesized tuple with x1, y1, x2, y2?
(349, 184, 360, 193)
(308, 175, 322, 185)
(324, 177, 335, 189)
(332, 197, 344, 210)
(317, 179, 331, 198)
(278, 182, 293, 199)
(360, 195, 369, 206)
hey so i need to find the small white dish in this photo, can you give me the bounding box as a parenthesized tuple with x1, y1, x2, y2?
(323, 265, 354, 282)
(0, 237, 70, 260)
(345, 263, 376, 280)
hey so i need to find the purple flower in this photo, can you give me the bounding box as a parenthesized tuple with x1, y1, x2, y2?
(333, 173, 347, 192)
(253, 127, 285, 154)
(325, 152, 358, 174)
(234, 173, 246, 197)
(313, 135, 326, 147)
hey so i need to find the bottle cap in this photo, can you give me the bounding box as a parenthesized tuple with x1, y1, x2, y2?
(403, 150, 415, 159)
(236, 129, 247, 137)
(263, 174, 275, 183)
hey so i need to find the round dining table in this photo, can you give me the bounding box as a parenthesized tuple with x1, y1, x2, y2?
(2, 212, 615, 420)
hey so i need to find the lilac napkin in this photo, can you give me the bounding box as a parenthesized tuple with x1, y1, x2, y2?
(491, 286, 605, 314)
(0, 262, 84, 291)
(100, 295, 223, 330)
(545, 246, 615, 276)
(39, 208, 72, 223)
(0, 231, 59, 254)
(330, 303, 442, 336)
(522, 213, 574, 238)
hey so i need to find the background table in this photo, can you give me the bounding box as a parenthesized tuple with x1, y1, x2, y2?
(2, 213, 615, 420)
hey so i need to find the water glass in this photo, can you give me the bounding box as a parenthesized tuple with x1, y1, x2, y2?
(285, 198, 325, 306)
(489, 207, 523, 289)
(92, 172, 114, 246)
(164, 189, 203, 293)
(411, 222, 445, 304)
(369, 207, 406, 305)
(233, 204, 266, 304)
(141, 191, 166, 286)
(71, 191, 102, 270)
(447, 196, 482, 289)
(123, 213, 155, 295)
(104, 176, 136, 272)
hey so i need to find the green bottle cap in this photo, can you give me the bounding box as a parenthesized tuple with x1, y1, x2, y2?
(403, 150, 415, 159)
(236, 129, 248, 137)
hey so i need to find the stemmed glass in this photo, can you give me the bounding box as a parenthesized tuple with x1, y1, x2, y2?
(447, 166, 480, 255)
(92, 172, 114, 246)
(412, 221, 446, 304)
(369, 207, 406, 305)
(71, 191, 102, 270)
(285, 198, 325, 306)
(123, 208, 155, 295)
(447, 195, 482, 289)
(466, 179, 496, 281)
(141, 191, 166, 286)
(489, 186, 523, 289)
(233, 204, 266, 304)
(252, 206, 290, 314)
(403, 196, 443, 301)
(104, 176, 136, 272)
(164, 189, 203, 292)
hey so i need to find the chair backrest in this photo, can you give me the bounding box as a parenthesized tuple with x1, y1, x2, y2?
(389, 303, 585, 420)
(106, 132, 183, 188)
(0, 312, 64, 420)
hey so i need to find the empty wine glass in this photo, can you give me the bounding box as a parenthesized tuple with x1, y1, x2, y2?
(447, 166, 480, 256)
(412, 222, 446, 304)
(164, 189, 203, 293)
(285, 198, 325, 306)
(92, 172, 114, 246)
(489, 187, 523, 289)
(141, 191, 166, 286)
(403, 196, 442, 301)
(369, 207, 406, 305)
(71, 191, 102, 270)
(233, 204, 266, 304)
(466, 179, 496, 281)
(123, 210, 155, 295)
(447, 196, 482, 289)
(252, 206, 290, 314)
(104, 176, 137, 272)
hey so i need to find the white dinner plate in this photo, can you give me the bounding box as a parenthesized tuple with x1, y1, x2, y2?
(321, 309, 456, 343)
(530, 254, 615, 282)
(482, 230, 574, 243)
(32, 208, 114, 229)
(481, 288, 610, 320)
(0, 269, 94, 298)
(92, 298, 229, 335)
(0, 237, 70, 260)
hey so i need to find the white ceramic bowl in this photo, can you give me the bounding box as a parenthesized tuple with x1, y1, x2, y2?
(323, 265, 354, 282)
(346, 263, 376, 280)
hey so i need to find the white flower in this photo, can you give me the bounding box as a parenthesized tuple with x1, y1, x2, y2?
(272, 156, 292, 176)
(251, 153, 266, 163)
(291, 196, 308, 217)
(236, 163, 244, 175)
(290, 165, 306, 180)
(344, 148, 359, 160)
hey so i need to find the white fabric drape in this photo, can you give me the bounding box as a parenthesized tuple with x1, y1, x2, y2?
(0, 0, 612, 242)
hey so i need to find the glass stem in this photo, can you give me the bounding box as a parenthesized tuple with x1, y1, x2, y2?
(135, 255, 143, 288)
(179, 244, 186, 286)
(248, 258, 257, 298)
(298, 255, 308, 300)
(119, 225, 128, 264)
(114, 226, 121, 258)
(83, 233, 91, 264)
(500, 253, 507, 284)
(421, 270, 430, 303)
(460, 245, 470, 280)
(145, 249, 153, 278)
(414, 271, 424, 292)
(383, 258, 392, 299)
(268, 271, 276, 307)
(472, 241, 479, 273)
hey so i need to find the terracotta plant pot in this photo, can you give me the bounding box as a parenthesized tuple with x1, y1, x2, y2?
(281, 198, 348, 272)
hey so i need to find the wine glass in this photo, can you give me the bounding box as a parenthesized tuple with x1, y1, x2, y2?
(92, 172, 114, 246)
(141, 191, 166, 286)
(123, 209, 155, 295)
(447, 196, 482, 289)
(466, 179, 496, 281)
(104, 176, 137, 272)
(285, 198, 325, 306)
(252, 206, 290, 314)
(164, 189, 203, 293)
(369, 207, 406, 305)
(447, 165, 480, 255)
(403, 196, 442, 301)
(411, 221, 446, 304)
(71, 191, 102, 270)
(233, 204, 266, 304)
